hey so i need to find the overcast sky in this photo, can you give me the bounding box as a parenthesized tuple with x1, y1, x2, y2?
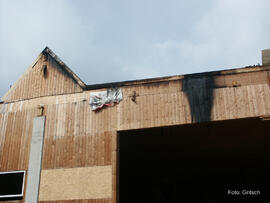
(1, 0, 270, 98)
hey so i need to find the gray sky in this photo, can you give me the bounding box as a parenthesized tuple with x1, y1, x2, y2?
(1, 0, 270, 98)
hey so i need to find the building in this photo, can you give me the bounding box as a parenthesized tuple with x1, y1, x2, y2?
(0, 47, 270, 203)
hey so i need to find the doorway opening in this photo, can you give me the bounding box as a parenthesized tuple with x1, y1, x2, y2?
(118, 118, 270, 203)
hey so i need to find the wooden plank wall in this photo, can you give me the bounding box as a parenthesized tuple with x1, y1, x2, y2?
(0, 109, 37, 203)
(2, 54, 82, 103)
(0, 68, 270, 202)
(1, 71, 270, 169)
(42, 103, 114, 169)
(0, 109, 37, 171)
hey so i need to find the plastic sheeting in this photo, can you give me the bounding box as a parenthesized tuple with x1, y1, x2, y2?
(89, 88, 123, 111)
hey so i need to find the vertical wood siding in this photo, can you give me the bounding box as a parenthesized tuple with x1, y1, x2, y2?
(41, 102, 114, 169)
(0, 109, 37, 203)
(2, 54, 82, 103)
(0, 67, 270, 202)
(1, 76, 270, 170)
(0, 109, 37, 171)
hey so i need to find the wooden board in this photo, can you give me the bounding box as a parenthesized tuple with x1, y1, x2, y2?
(39, 166, 112, 201)
(1, 63, 270, 202)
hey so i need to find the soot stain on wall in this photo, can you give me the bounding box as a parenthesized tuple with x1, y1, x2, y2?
(182, 76, 214, 123)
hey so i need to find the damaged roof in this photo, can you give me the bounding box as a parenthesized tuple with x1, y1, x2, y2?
(1, 46, 270, 102)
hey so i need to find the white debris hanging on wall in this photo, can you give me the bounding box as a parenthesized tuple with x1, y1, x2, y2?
(89, 88, 123, 111)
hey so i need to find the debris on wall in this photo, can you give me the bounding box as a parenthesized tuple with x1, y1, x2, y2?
(89, 88, 123, 111)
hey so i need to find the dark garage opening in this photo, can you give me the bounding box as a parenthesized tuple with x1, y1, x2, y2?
(118, 118, 270, 203)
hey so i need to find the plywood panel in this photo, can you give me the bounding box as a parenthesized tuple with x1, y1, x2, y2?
(39, 166, 112, 201)
(39, 199, 111, 203)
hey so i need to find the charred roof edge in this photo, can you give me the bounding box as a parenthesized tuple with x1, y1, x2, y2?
(86, 65, 270, 90)
(42, 47, 86, 89)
